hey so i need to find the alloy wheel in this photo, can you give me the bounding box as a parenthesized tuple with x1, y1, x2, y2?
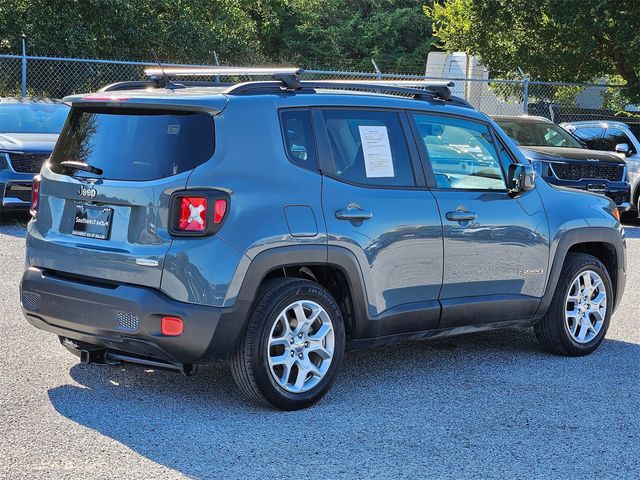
(565, 270, 607, 344)
(267, 300, 335, 393)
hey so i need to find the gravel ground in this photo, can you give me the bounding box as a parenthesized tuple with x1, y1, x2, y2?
(0, 213, 638, 480)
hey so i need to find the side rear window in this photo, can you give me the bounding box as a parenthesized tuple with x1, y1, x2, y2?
(280, 109, 317, 170)
(50, 107, 215, 181)
(571, 126, 606, 150)
(320, 109, 415, 187)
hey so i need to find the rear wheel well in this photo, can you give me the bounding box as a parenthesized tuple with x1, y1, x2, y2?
(262, 265, 355, 339)
(566, 242, 617, 295)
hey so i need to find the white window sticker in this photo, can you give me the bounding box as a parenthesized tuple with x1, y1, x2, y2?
(167, 124, 181, 135)
(358, 125, 394, 177)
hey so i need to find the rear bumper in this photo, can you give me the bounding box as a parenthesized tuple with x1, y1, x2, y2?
(20, 267, 250, 364)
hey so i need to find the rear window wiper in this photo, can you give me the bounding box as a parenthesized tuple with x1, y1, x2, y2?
(60, 160, 104, 176)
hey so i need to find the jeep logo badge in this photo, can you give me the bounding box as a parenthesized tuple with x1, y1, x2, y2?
(77, 185, 97, 199)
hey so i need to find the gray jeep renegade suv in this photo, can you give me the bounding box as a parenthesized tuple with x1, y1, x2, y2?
(20, 68, 627, 410)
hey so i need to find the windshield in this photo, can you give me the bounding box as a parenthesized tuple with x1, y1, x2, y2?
(0, 103, 70, 134)
(496, 120, 582, 148)
(50, 107, 215, 181)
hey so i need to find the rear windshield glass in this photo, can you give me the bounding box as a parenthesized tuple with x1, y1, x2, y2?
(50, 107, 215, 181)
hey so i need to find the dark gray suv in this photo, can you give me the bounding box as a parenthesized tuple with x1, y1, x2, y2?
(20, 68, 627, 410)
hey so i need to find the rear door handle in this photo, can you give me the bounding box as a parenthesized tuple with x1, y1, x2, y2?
(335, 207, 373, 221)
(445, 210, 477, 222)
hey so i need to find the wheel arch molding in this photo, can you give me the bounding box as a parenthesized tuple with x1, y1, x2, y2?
(234, 245, 371, 339)
(538, 227, 626, 316)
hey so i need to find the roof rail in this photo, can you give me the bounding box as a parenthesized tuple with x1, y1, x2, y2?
(225, 79, 469, 107)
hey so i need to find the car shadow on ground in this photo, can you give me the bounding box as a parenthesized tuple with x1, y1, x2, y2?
(0, 212, 30, 238)
(47, 328, 640, 479)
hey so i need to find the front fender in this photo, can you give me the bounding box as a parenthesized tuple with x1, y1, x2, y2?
(536, 226, 626, 316)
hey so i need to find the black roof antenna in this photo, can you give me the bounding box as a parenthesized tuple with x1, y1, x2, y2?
(150, 50, 184, 90)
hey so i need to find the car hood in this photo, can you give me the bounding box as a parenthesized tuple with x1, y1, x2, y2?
(0, 133, 58, 153)
(519, 146, 625, 164)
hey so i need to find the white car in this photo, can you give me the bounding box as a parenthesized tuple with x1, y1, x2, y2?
(561, 120, 640, 217)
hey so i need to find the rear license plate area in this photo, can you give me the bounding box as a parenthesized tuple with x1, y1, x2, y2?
(72, 204, 113, 240)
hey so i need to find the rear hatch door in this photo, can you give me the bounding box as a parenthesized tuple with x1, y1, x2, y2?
(29, 98, 223, 289)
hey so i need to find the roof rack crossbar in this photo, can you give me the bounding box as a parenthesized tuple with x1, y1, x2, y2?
(143, 66, 304, 89)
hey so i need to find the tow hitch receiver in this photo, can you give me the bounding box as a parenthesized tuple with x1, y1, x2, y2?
(60, 337, 198, 377)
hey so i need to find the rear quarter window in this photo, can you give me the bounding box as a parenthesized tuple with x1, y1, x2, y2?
(280, 109, 317, 171)
(50, 107, 215, 181)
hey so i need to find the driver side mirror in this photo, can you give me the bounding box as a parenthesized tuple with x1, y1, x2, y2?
(615, 143, 630, 156)
(508, 163, 535, 194)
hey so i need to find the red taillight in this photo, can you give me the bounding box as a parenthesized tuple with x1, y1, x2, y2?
(161, 316, 184, 336)
(178, 197, 207, 231)
(30, 175, 40, 215)
(170, 191, 228, 236)
(214, 198, 227, 224)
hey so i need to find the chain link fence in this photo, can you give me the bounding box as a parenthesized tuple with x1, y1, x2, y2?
(1, 53, 637, 127)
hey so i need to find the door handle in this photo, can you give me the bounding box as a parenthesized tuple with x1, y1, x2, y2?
(335, 207, 373, 221)
(446, 210, 477, 222)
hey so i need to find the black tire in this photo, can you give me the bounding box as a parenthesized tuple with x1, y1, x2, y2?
(535, 252, 613, 356)
(231, 277, 346, 410)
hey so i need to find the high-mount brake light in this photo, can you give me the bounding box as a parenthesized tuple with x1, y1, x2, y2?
(82, 96, 129, 101)
(30, 175, 40, 216)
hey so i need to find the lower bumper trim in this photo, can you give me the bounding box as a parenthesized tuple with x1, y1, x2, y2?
(21, 267, 251, 364)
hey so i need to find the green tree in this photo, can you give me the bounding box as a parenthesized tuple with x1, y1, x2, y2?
(0, 0, 436, 73)
(0, 0, 264, 63)
(250, 0, 435, 73)
(426, 0, 640, 98)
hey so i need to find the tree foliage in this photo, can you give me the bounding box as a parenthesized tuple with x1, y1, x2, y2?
(426, 0, 640, 96)
(0, 0, 268, 63)
(249, 0, 434, 73)
(0, 0, 435, 72)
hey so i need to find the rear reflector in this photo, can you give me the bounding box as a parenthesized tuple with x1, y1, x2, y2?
(178, 197, 207, 231)
(30, 175, 40, 215)
(161, 316, 184, 336)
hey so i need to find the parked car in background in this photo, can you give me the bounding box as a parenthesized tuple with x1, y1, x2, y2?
(19, 70, 627, 410)
(0, 98, 69, 211)
(561, 120, 640, 217)
(493, 115, 631, 211)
